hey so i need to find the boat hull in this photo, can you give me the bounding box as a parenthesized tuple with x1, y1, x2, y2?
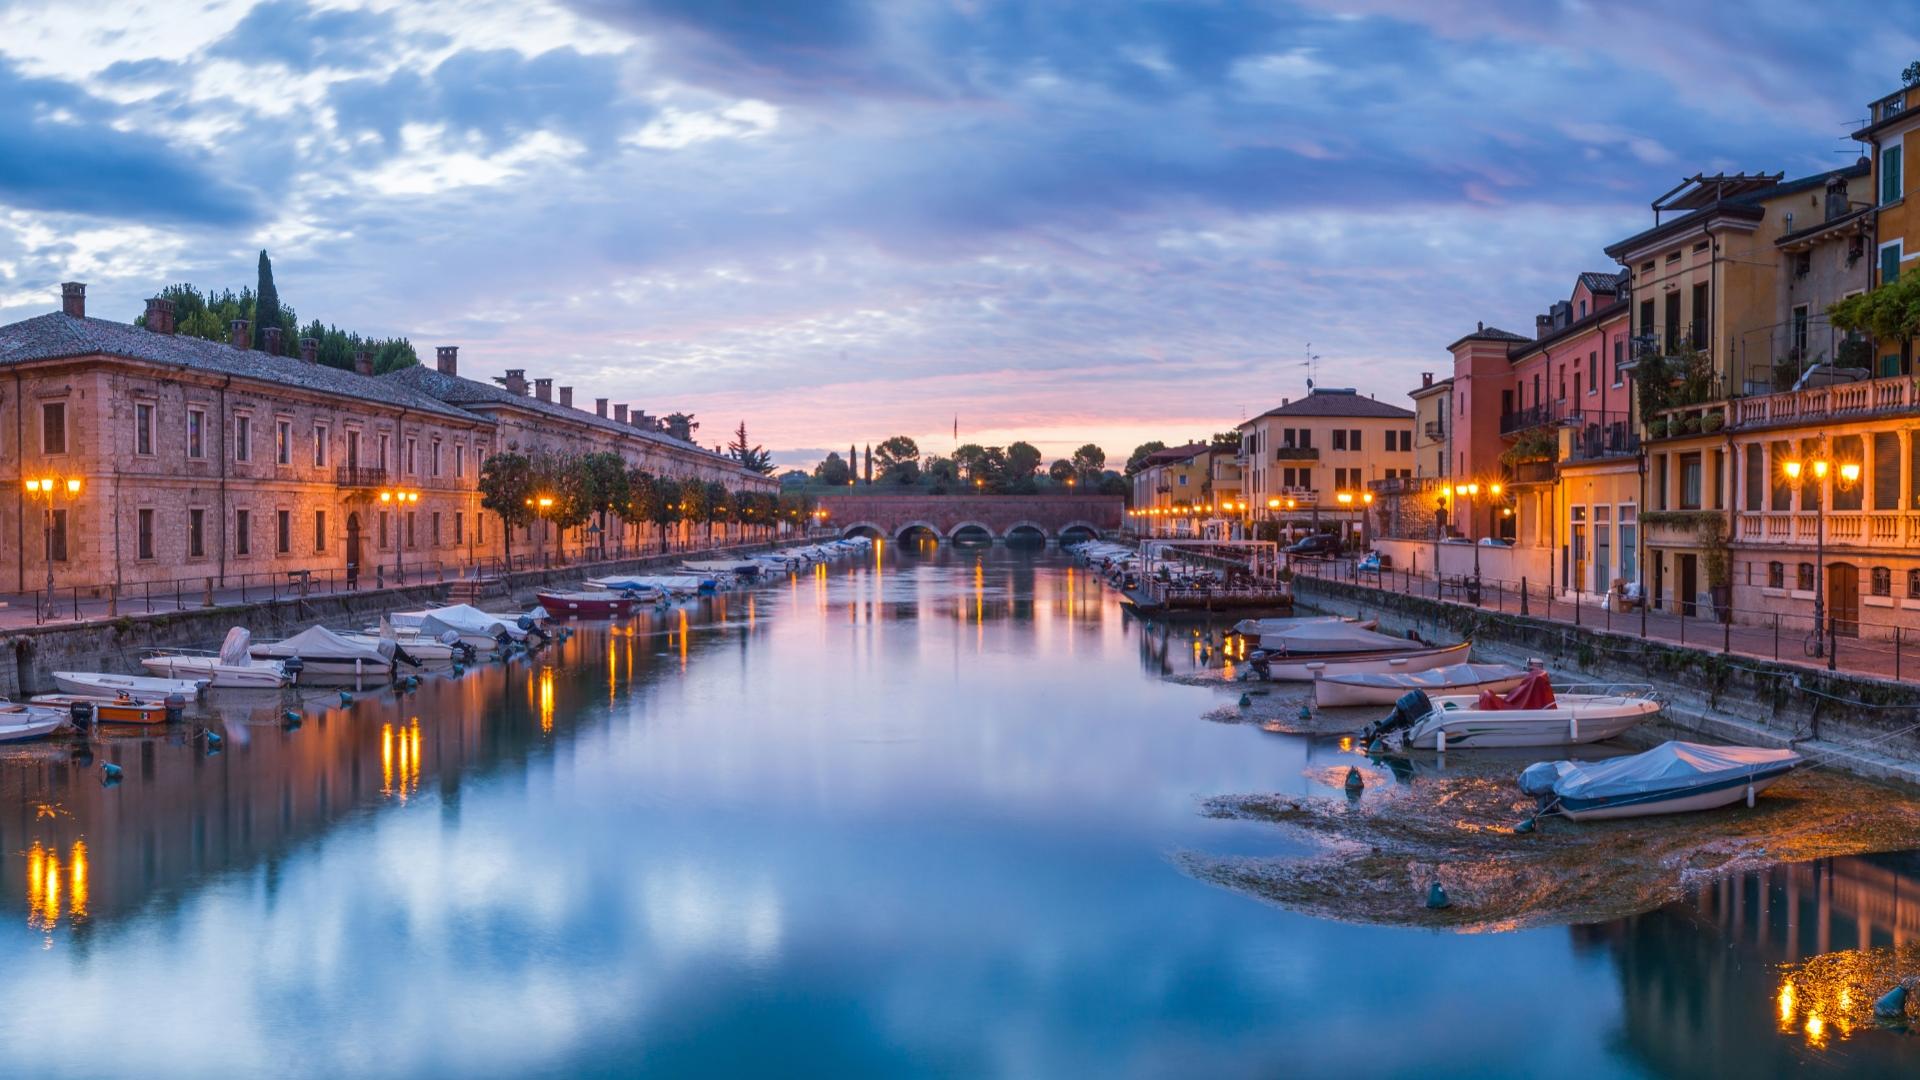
(247, 652, 395, 685)
(140, 656, 290, 689)
(536, 591, 643, 618)
(0, 704, 71, 742)
(1399, 697, 1660, 750)
(33, 694, 171, 725)
(1314, 665, 1525, 707)
(1264, 642, 1469, 682)
(52, 671, 206, 702)
(1559, 764, 1796, 821)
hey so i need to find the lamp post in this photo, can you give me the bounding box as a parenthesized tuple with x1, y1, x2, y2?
(380, 489, 420, 582)
(1336, 490, 1354, 553)
(1361, 490, 1375, 552)
(1782, 454, 1859, 661)
(24, 476, 80, 618)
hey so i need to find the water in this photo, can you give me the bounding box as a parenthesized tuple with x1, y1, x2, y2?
(0, 546, 1916, 1078)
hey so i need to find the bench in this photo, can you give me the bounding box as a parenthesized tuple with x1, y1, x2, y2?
(284, 569, 313, 596)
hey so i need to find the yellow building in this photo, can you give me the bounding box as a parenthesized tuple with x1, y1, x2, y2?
(1856, 81, 1920, 371)
(1237, 387, 1414, 542)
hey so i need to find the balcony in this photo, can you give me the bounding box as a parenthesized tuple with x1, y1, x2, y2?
(1730, 373, 1920, 431)
(1499, 402, 1559, 435)
(1647, 402, 1728, 442)
(1272, 446, 1320, 461)
(1564, 411, 1640, 463)
(1735, 510, 1920, 549)
(1505, 459, 1556, 485)
(1423, 420, 1445, 442)
(1369, 474, 1444, 497)
(335, 465, 390, 488)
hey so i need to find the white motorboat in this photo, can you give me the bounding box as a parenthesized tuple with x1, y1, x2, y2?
(683, 559, 760, 575)
(1519, 740, 1802, 821)
(52, 670, 207, 702)
(346, 618, 470, 663)
(141, 628, 292, 689)
(1368, 674, 1662, 750)
(1254, 640, 1469, 682)
(250, 625, 404, 684)
(390, 604, 526, 650)
(587, 575, 709, 597)
(0, 700, 72, 742)
(1232, 616, 1376, 638)
(1314, 661, 1529, 707)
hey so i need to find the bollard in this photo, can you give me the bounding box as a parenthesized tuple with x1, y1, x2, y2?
(1425, 881, 1450, 909)
(1344, 767, 1364, 795)
(1520, 577, 1529, 616)
(204, 577, 214, 606)
(1829, 615, 1838, 673)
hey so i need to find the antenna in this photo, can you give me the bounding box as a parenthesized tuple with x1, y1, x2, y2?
(1303, 342, 1321, 391)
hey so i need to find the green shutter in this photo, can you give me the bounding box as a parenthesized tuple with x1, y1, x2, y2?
(1886, 146, 1905, 205)
(1885, 244, 1903, 285)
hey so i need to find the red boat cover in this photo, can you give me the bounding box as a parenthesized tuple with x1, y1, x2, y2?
(1475, 670, 1555, 711)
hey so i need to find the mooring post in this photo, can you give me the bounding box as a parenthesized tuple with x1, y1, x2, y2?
(1828, 615, 1838, 673)
(1520, 576, 1529, 616)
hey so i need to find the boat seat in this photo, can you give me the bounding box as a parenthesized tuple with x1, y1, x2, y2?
(1475, 671, 1556, 711)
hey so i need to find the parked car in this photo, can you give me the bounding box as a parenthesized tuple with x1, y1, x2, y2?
(1286, 533, 1340, 556)
(1476, 537, 1513, 547)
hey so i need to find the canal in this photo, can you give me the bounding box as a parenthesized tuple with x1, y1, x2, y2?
(0, 545, 1915, 1077)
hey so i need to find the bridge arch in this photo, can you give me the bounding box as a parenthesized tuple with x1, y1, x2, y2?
(1003, 519, 1050, 545)
(840, 521, 886, 539)
(946, 520, 996, 543)
(1057, 520, 1102, 543)
(893, 520, 944, 543)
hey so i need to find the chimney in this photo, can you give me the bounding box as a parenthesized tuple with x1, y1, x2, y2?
(595, 397, 608, 417)
(436, 345, 458, 375)
(60, 282, 86, 318)
(354, 349, 373, 376)
(144, 297, 176, 335)
(1422, 372, 1433, 388)
(299, 338, 318, 364)
(614, 404, 629, 423)
(263, 326, 283, 355)
(634, 411, 653, 430)
(559, 386, 573, 409)
(534, 378, 552, 402)
(1826, 176, 1850, 222)
(500, 369, 527, 396)
(1535, 314, 1553, 340)
(231, 318, 251, 350)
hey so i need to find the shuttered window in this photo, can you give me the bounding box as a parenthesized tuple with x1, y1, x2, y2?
(1874, 432, 1901, 510)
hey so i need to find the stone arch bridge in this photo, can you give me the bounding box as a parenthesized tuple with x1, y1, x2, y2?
(820, 494, 1121, 543)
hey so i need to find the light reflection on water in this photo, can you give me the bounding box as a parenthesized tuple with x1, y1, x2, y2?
(0, 546, 1911, 1077)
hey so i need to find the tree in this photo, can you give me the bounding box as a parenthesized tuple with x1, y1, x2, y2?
(477, 452, 536, 567)
(680, 480, 711, 546)
(705, 481, 731, 543)
(1905, 60, 1920, 86)
(952, 443, 990, 481)
(1048, 459, 1075, 483)
(1098, 472, 1128, 496)
(529, 452, 593, 562)
(1004, 442, 1042, 490)
(1211, 430, 1242, 452)
(577, 451, 630, 555)
(779, 469, 808, 489)
(622, 468, 658, 547)
(1070, 443, 1106, 481)
(814, 452, 852, 487)
(663, 413, 699, 442)
(254, 250, 282, 353)
(873, 435, 920, 484)
(1831, 274, 1920, 370)
(1126, 441, 1167, 475)
(651, 477, 684, 551)
(727, 421, 775, 474)
(862, 443, 873, 484)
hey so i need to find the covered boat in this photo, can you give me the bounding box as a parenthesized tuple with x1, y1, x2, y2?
(1314, 661, 1529, 707)
(391, 604, 528, 650)
(1253, 622, 1426, 655)
(1232, 616, 1375, 638)
(1368, 673, 1662, 750)
(587, 575, 709, 597)
(1519, 740, 1802, 821)
(250, 626, 405, 683)
(0, 700, 71, 742)
(1251, 639, 1468, 682)
(52, 671, 207, 702)
(141, 627, 292, 689)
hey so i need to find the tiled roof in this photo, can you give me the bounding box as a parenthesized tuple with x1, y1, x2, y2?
(1605, 163, 1868, 259)
(385, 364, 737, 467)
(1140, 441, 1210, 466)
(1445, 325, 1532, 351)
(1253, 388, 1414, 420)
(0, 311, 482, 423)
(1577, 271, 1625, 294)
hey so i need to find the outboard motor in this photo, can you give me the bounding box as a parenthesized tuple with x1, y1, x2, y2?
(66, 700, 94, 726)
(517, 614, 535, 631)
(1248, 650, 1272, 681)
(282, 655, 306, 685)
(162, 693, 188, 724)
(391, 642, 424, 669)
(1363, 689, 1434, 741)
(1518, 761, 1562, 800)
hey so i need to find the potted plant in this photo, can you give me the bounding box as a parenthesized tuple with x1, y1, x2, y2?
(1701, 411, 1724, 433)
(1682, 414, 1702, 434)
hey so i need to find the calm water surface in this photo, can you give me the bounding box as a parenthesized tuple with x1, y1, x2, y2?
(0, 546, 1917, 1078)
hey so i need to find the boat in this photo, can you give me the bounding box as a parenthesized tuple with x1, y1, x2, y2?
(32, 692, 176, 725)
(347, 617, 470, 663)
(141, 628, 293, 689)
(682, 559, 760, 576)
(250, 625, 406, 683)
(1314, 661, 1529, 707)
(52, 671, 207, 703)
(0, 700, 72, 742)
(390, 604, 537, 650)
(1252, 621, 1422, 654)
(535, 589, 647, 618)
(1366, 673, 1662, 750)
(1232, 616, 1376, 637)
(1252, 640, 1469, 682)
(1519, 740, 1802, 821)
(587, 575, 710, 597)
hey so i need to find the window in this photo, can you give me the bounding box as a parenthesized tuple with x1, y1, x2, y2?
(1587, 351, 1597, 393)
(347, 429, 361, 470)
(1872, 566, 1892, 597)
(314, 510, 328, 553)
(187, 407, 206, 459)
(1799, 438, 1822, 510)
(1612, 338, 1624, 386)
(431, 439, 442, 477)
(1619, 505, 1636, 583)
(1884, 241, 1904, 286)
(432, 512, 442, 545)
(406, 512, 417, 548)
(1711, 448, 1725, 509)
(1655, 453, 1669, 508)
(1690, 282, 1709, 344)
(1768, 561, 1785, 589)
(1875, 432, 1900, 510)
(406, 437, 417, 474)
(234, 414, 251, 463)
(1679, 452, 1702, 509)
(1332, 429, 1347, 451)
(138, 509, 155, 560)
(1299, 429, 1311, 449)
(135, 403, 155, 456)
(1833, 434, 1863, 511)
(454, 512, 464, 544)
(236, 509, 251, 556)
(313, 424, 329, 468)
(276, 420, 292, 465)
(277, 510, 291, 554)
(1883, 144, 1904, 206)
(1791, 305, 1809, 357)
(1348, 429, 1361, 451)
(1772, 441, 1794, 511)
(1798, 563, 1816, 591)
(379, 511, 390, 549)
(188, 508, 205, 557)
(1579, 299, 1588, 318)
(49, 509, 68, 562)
(1744, 444, 1763, 511)
(378, 433, 390, 470)
(1910, 569, 1920, 600)
(454, 445, 465, 478)
(477, 514, 484, 543)
(41, 402, 66, 454)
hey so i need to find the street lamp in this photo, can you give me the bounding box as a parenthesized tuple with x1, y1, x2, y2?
(1782, 454, 1860, 662)
(381, 488, 420, 581)
(1336, 490, 1354, 552)
(1361, 490, 1375, 552)
(24, 475, 80, 617)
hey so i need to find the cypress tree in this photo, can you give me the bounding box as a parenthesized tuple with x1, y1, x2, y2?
(254, 250, 282, 352)
(849, 444, 857, 485)
(863, 444, 872, 484)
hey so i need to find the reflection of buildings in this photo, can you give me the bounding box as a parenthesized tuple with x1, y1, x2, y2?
(1574, 852, 1920, 1075)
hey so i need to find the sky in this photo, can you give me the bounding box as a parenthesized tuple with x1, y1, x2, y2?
(0, 0, 1914, 471)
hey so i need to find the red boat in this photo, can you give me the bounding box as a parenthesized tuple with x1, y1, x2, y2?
(535, 590, 644, 618)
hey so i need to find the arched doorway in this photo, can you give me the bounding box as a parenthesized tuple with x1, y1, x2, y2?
(1828, 563, 1860, 637)
(346, 512, 362, 588)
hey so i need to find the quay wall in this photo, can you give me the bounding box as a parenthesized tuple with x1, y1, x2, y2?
(0, 539, 804, 698)
(1292, 574, 1920, 782)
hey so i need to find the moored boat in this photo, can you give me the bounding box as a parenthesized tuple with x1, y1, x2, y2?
(1253, 640, 1469, 682)
(1314, 661, 1529, 707)
(1365, 673, 1662, 750)
(52, 670, 207, 702)
(0, 700, 73, 742)
(535, 590, 645, 618)
(141, 628, 292, 688)
(1519, 740, 1802, 820)
(33, 692, 177, 725)
(250, 626, 405, 684)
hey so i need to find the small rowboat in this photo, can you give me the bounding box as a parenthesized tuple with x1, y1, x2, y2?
(53, 671, 207, 702)
(1314, 662, 1529, 707)
(1254, 640, 1469, 682)
(33, 693, 177, 725)
(535, 590, 645, 618)
(0, 700, 72, 742)
(1520, 741, 1802, 821)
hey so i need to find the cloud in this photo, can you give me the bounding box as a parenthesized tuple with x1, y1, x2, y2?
(329, 46, 636, 151)
(208, 0, 405, 73)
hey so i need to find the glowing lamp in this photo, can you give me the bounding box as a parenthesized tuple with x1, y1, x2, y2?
(1267, 497, 1280, 509)
(1813, 460, 1829, 479)
(1783, 460, 1802, 480)
(1839, 463, 1860, 484)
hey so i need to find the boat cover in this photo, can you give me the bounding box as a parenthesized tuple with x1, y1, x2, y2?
(1325, 662, 1523, 692)
(1536, 741, 1801, 802)
(1257, 622, 1418, 655)
(1234, 616, 1358, 636)
(217, 626, 252, 666)
(1477, 670, 1555, 710)
(394, 604, 514, 636)
(254, 625, 393, 662)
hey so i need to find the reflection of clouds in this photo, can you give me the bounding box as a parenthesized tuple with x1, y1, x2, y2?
(640, 862, 783, 965)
